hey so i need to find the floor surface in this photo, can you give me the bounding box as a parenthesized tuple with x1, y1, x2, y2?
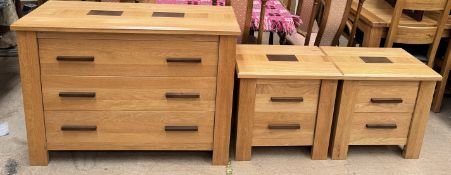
(1, 50, 451, 175)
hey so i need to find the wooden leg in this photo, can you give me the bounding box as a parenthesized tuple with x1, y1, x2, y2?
(432, 41, 451, 112)
(361, 23, 384, 47)
(279, 32, 287, 45)
(330, 81, 358, 160)
(269, 32, 274, 45)
(235, 79, 256, 161)
(311, 80, 338, 160)
(16, 31, 49, 166)
(212, 36, 236, 165)
(403, 81, 436, 159)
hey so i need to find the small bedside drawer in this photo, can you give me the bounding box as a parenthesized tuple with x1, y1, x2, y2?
(44, 111, 214, 150)
(349, 113, 412, 145)
(252, 112, 316, 146)
(254, 80, 321, 113)
(41, 76, 217, 111)
(39, 38, 218, 77)
(353, 81, 419, 113)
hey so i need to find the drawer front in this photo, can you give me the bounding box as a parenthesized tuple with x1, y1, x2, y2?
(45, 111, 214, 150)
(41, 76, 216, 111)
(349, 113, 412, 145)
(39, 38, 218, 77)
(254, 80, 320, 113)
(354, 81, 419, 113)
(252, 112, 316, 146)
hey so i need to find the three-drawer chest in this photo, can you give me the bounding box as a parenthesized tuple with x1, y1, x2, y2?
(12, 1, 240, 165)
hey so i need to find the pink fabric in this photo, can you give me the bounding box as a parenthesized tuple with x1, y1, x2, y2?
(252, 0, 300, 34)
(156, 0, 227, 6)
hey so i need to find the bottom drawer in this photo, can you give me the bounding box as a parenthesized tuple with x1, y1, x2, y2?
(252, 112, 316, 146)
(349, 113, 412, 145)
(45, 111, 214, 150)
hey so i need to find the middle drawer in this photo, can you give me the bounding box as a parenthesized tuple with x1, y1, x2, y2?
(41, 76, 216, 111)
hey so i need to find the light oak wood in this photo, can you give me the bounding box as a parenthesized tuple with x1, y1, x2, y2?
(41, 76, 216, 111)
(11, 1, 241, 35)
(236, 45, 342, 79)
(311, 80, 338, 160)
(212, 36, 236, 165)
(252, 112, 316, 146)
(349, 112, 412, 145)
(39, 38, 218, 77)
(235, 79, 256, 161)
(16, 31, 49, 166)
(321, 47, 442, 81)
(403, 81, 436, 158)
(37, 32, 219, 42)
(432, 39, 451, 112)
(45, 111, 214, 150)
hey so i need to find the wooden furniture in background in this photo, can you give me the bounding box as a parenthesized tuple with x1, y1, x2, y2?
(384, 0, 451, 67)
(350, 0, 451, 47)
(286, 0, 320, 46)
(347, 0, 366, 47)
(321, 47, 442, 160)
(432, 39, 451, 112)
(235, 45, 341, 160)
(11, 1, 240, 166)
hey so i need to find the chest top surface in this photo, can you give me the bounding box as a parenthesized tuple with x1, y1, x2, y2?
(11, 1, 241, 36)
(236, 45, 342, 80)
(320, 46, 442, 81)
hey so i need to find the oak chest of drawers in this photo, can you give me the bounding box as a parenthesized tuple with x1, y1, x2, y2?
(234, 45, 342, 160)
(12, 1, 240, 165)
(320, 47, 442, 160)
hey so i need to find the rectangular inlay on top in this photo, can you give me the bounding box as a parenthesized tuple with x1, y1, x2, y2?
(152, 12, 185, 18)
(87, 10, 123, 16)
(266, 54, 298, 61)
(360, 56, 393, 63)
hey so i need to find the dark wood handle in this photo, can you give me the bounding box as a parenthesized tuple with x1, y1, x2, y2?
(165, 92, 200, 99)
(366, 124, 397, 129)
(56, 56, 95, 62)
(268, 124, 301, 130)
(61, 125, 97, 131)
(59, 92, 96, 98)
(166, 58, 202, 63)
(270, 97, 304, 102)
(370, 98, 403, 103)
(165, 126, 198, 131)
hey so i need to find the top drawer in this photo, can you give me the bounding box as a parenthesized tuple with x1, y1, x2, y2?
(354, 81, 419, 113)
(38, 38, 218, 77)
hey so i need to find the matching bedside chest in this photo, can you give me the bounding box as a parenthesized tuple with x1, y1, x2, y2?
(235, 45, 342, 160)
(12, 1, 240, 165)
(320, 47, 442, 160)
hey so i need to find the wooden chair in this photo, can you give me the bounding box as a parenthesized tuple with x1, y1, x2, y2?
(432, 38, 451, 112)
(286, 0, 353, 46)
(384, 0, 451, 67)
(285, 0, 320, 46)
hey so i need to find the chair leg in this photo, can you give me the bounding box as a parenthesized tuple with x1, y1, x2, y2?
(269, 32, 274, 45)
(279, 32, 287, 45)
(432, 41, 451, 112)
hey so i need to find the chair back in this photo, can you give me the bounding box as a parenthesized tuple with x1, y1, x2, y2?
(384, 0, 451, 67)
(315, 0, 352, 46)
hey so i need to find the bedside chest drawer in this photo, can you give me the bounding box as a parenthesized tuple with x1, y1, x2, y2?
(349, 113, 412, 145)
(254, 80, 320, 113)
(41, 76, 216, 111)
(45, 111, 214, 150)
(39, 38, 218, 77)
(252, 112, 316, 146)
(354, 81, 419, 113)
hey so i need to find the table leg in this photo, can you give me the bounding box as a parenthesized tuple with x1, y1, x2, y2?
(361, 23, 383, 47)
(432, 40, 451, 112)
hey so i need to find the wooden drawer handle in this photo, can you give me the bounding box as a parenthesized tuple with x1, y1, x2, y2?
(59, 92, 96, 98)
(370, 98, 403, 104)
(166, 58, 202, 63)
(165, 92, 200, 99)
(268, 124, 301, 130)
(270, 97, 304, 102)
(61, 125, 97, 131)
(365, 124, 397, 129)
(165, 126, 198, 132)
(56, 56, 95, 62)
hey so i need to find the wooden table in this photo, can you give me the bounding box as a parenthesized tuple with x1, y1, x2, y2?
(350, 0, 451, 47)
(11, 1, 240, 166)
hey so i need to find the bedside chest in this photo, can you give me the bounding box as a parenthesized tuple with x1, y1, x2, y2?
(11, 1, 240, 165)
(320, 47, 442, 160)
(235, 45, 342, 160)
